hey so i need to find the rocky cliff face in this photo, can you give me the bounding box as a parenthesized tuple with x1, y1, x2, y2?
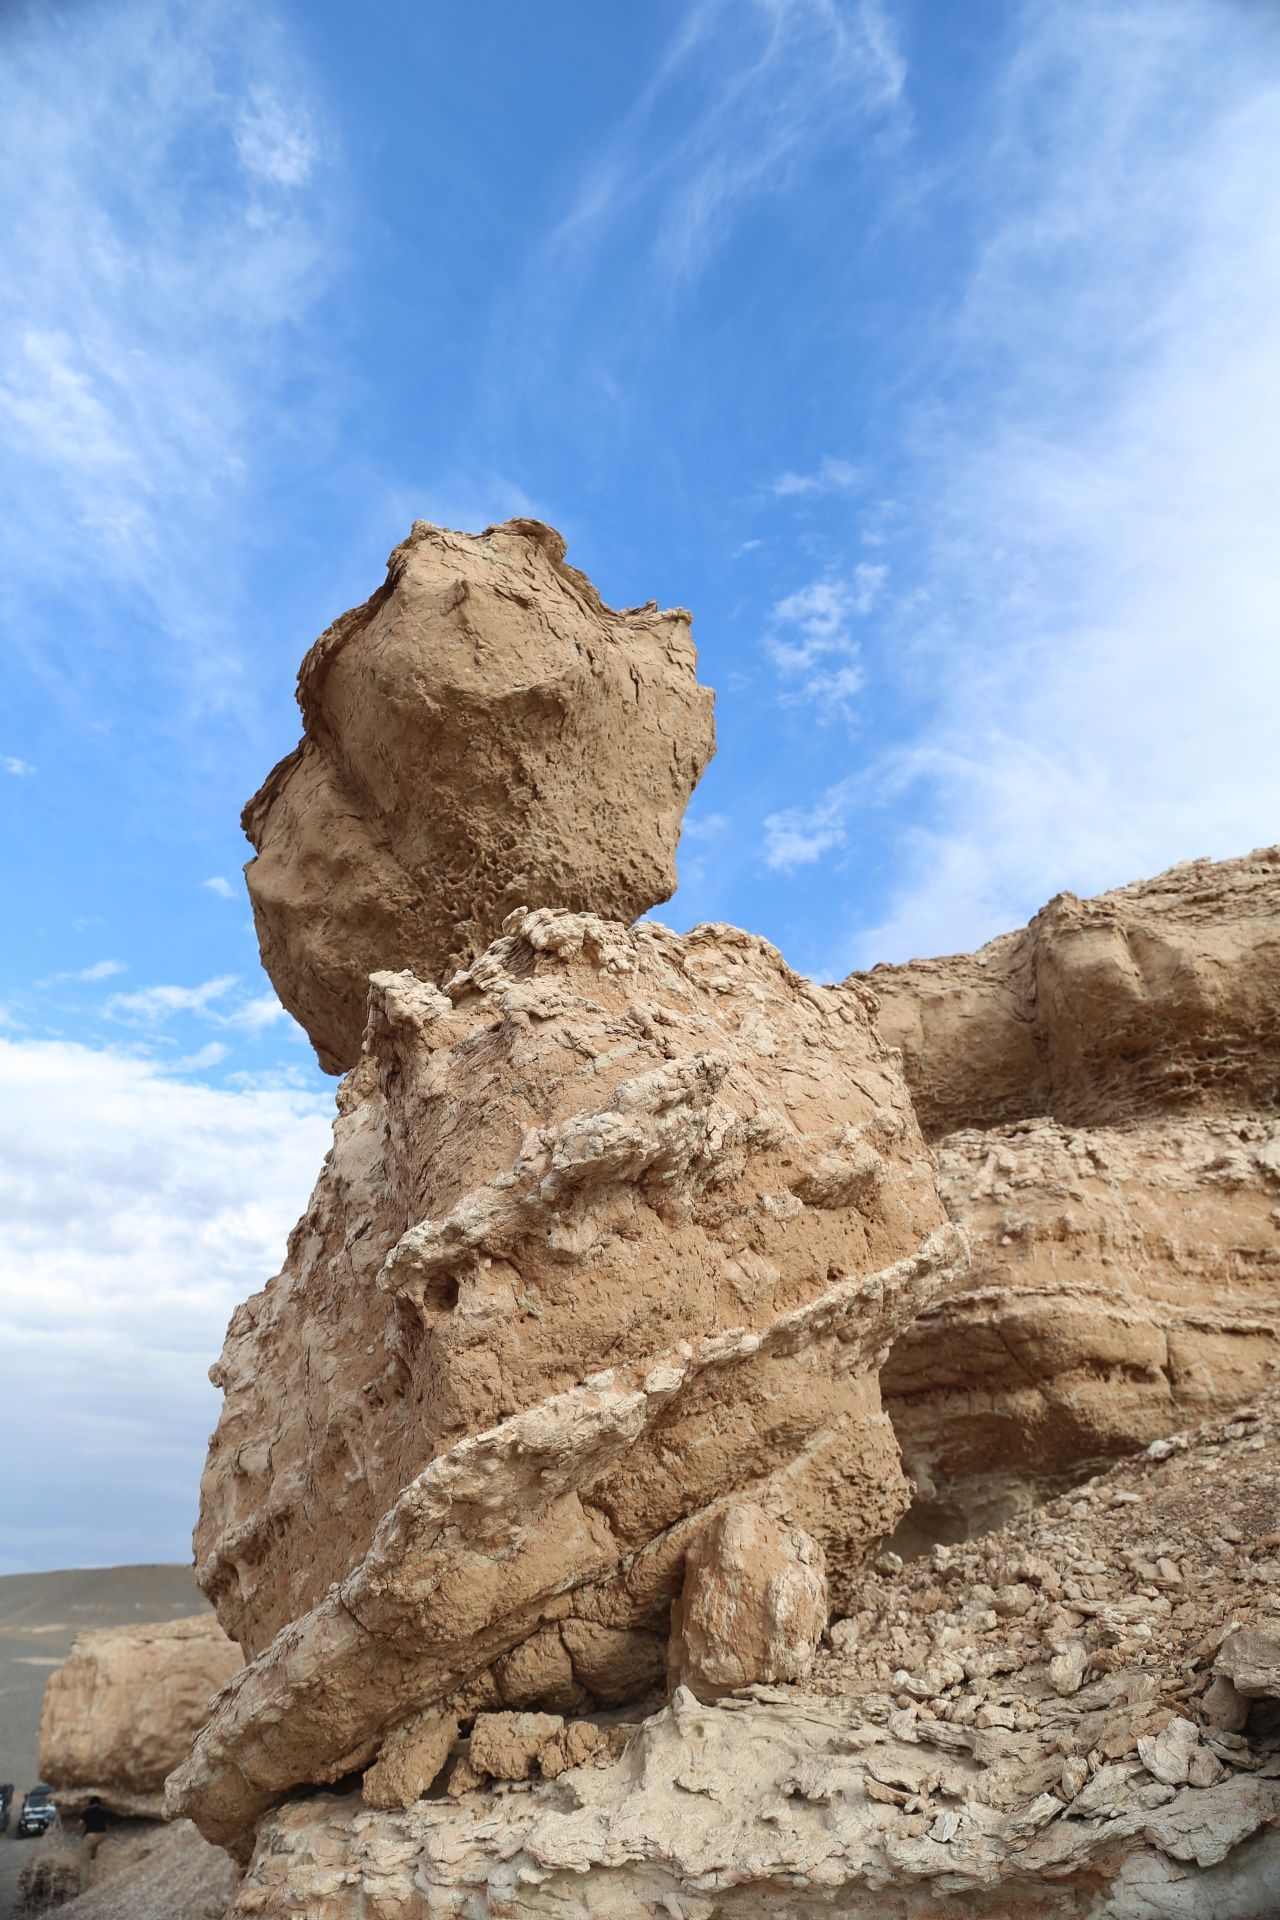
(220, 1383, 1280, 1917)
(243, 519, 716, 1073)
(37, 1615, 241, 1818)
(852, 851, 1280, 1539)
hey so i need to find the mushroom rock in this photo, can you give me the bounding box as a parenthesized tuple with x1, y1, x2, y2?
(242, 518, 717, 1074)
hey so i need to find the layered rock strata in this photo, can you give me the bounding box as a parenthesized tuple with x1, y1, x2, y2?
(221, 1383, 1280, 1918)
(243, 518, 716, 1073)
(37, 1615, 241, 1819)
(854, 851, 1280, 1537)
(180, 909, 960, 1848)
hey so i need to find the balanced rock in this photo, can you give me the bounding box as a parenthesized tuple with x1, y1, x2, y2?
(38, 1615, 241, 1819)
(668, 1504, 827, 1701)
(175, 908, 961, 1848)
(243, 519, 716, 1072)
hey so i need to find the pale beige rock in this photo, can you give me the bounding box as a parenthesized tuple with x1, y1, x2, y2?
(668, 1503, 827, 1701)
(196, 912, 950, 1666)
(362, 1705, 459, 1808)
(37, 1616, 240, 1818)
(243, 519, 716, 1073)
(1216, 1624, 1280, 1701)
(856, 847, 1280, 1138)
(220, 1382, 1280, 1919)
(886, 1114, 1280, 1540)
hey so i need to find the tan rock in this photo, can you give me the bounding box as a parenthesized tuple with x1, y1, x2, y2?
(242, 519, 716, 1073)
(362, 1705, 459, 1808)
(1216, 1623, 1280, 1701)
(668, 1504, 828, 1701)
(191, 907, 953, 1673)
(468, 1711, 564, 1783)
(885, 1113, 1280, 1540)
(220, 1380, 1280, 1917)
(37, 1615, 240, 1818)
(856, 847, 1280, 1137)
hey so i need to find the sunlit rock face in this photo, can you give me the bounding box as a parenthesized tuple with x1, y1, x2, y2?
(242, 517, 716, 1074)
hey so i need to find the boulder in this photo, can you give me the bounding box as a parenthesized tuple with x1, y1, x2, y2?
(242, 519, 716, 1072)
(668, 1504, 827, 1701)
(1217, 1625, 1280, 1702)
(37, 1615, 241, 1819)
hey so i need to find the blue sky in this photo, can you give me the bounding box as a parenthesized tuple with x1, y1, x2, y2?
(2, 0, 1279, 1573)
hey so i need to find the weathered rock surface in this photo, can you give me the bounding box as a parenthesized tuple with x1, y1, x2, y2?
(243, 519, 716, 1073)
(885, 1113, 1280, 1541)
(667, 1503, 827, 1701)
(856, 851, 1280, 1541)
(222, 1384, 1280, 1917)
(176, 909, 960, 1848)
(857, 847, 1280, 1139)
(37, 1616, 241, 1819)
(16, 1819, 239, 1920)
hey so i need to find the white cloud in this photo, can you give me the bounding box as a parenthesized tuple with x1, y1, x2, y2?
(218, 992, 289, 1034)
(763, 567, 886, 721)
(681, 812, 732, 843)
(43, 959, 127, 986)
(234, 85, 319, 189)
(771, 457, 863, 498)
(4, 756, 35, 776)
(108, 975, 239, 1024)
(763, 783, 854, 872)
(782, 1, 1280, 968)
(0, 1036, 329, 1570)
(201, 876, 236, 900)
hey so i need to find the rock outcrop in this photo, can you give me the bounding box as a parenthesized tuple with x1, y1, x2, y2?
(854, 852, 1280, 1540)
(177, 908, 961, 1849)
(243, 519, 716, 1073)
(859, 849, 1280, 1139)
(221, 1383, 1280, 1917)
(37, 1616, 241, 1819)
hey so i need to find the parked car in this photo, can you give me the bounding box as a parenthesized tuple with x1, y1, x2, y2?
(16, 1785, 57, 1837)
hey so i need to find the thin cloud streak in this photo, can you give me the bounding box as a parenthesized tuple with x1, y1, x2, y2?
(785, 0, 1280, 967)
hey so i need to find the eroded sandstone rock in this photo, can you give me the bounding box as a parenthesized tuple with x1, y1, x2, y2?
(667, 1503, 827, 1701)
(220, 1384, 1280, 1918)
(38, 1615, 241, 1818)
(243, 519, 716, 1072)
(885, 1114, 1280, 1540)
(857, 852, 1280, 1542)
(856, 847, 1280, 1138)
(175, 909, 961, 1848)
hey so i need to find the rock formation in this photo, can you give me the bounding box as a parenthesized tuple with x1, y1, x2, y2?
(144, 524, 1279, 1916)
(219, 1382, 1280, 1916)
(177, 905, 960, 1849)
(37, 1615, 241, 1819)
(853, 851, 1280, 1540)
(242, 518, 716, 1073)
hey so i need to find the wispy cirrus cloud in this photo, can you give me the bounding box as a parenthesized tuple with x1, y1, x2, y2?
(4, 755, 36, 776)
(768, 0, 1280, 969)
(771, 457, 863, 499)
(555, 0, 906, 287)
(201, 876, 236, 900)
(0, 0, 333, 662)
